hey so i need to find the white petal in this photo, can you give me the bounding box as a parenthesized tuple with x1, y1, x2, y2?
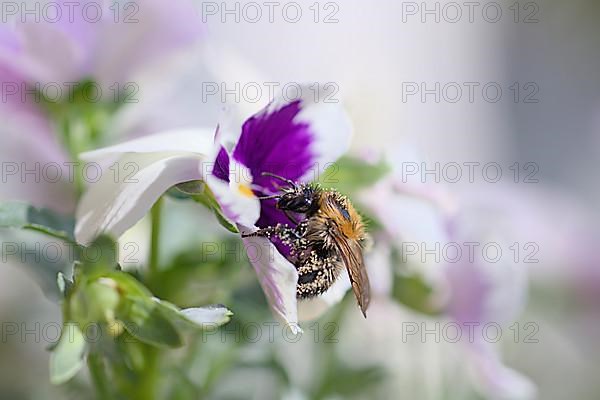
(91, 0, 204, 87)
(180, 305, 233, 328)
(359, 179, 450, 287)
(75, 153, 203, 245)
(240, 225, 302, 334)
(206, 159, 260, 227)
(469, 339, 537, 400)
(201, 42, 271, 118)
(80, 129, 215, 162)
(108, 49, 224, 141)
(281, 86, 353, 182)
(361, 179, 449, 245)
(206, 175, 260, 228)
(214, 104, 247, 151)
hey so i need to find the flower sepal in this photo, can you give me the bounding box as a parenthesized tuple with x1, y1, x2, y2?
(169, 179, 239, 234)
(49, 322, 87, 385)
(151, 299, 234, 331)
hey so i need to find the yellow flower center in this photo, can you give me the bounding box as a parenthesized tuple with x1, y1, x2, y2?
(238, 184, 255, 198)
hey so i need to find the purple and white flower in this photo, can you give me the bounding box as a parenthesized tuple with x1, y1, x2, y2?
(358, 150, 536, 400)
(75, 88, 353, 332)
(443, 208, 535, 400)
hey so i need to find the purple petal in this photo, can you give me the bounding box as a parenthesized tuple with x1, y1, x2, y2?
(0, 25, 19, 53)
(233, 100, 312, 192)
(212, 101, 304, 233)
(445, 258, 491, 325)
(212, 146, 230, 182)
(232, 89, 352, 230)
(206, 92, 352, 329)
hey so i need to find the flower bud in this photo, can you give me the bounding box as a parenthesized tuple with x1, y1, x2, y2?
(69, 277, 121, 326)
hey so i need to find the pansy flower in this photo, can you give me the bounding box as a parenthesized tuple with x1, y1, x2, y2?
(75, 87, 353, 332)
(357, 150, 535, 399)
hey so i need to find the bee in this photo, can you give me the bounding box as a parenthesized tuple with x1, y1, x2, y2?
(242, 173, 371, 317)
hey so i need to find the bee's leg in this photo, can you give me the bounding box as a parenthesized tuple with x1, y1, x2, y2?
(240, 226, 279, 238)
(241, 224, 299, 241)
(296, 250, 341, 299)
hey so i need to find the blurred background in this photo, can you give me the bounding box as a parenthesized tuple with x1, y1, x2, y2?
(1, 0, 599, 399)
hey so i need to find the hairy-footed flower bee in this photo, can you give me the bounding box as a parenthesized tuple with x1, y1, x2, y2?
(243, 173, 371, 317)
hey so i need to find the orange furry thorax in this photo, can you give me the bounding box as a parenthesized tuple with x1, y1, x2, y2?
(316, 191, 365, 240)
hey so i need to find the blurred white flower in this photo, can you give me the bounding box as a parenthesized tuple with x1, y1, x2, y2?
(0, 0, 207, 213)
(0, 0, 203, 88)
(357, 148, 535, 399)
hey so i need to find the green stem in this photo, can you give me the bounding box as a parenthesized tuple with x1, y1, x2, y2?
(130, 199, 163, 400)
(88, 352, 111, 400)
(148, 197, 163, 280)
(135, 346, 160, 400)
(60, 113, 85, 197)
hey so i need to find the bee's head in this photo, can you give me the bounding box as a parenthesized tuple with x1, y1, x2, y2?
(276, 184, 317, 214)
(258, 172, 320, 214)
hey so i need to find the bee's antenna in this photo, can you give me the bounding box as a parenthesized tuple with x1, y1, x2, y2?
(250, 183, 280, 200)
(261, 172, 296, 188)
(256, 194, 280, 200)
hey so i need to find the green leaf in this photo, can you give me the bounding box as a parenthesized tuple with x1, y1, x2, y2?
(0, 202, 75, 243)
(318, 156, 390, 195)
(317, 365, 386, 398)
(49, 323, 87, 385)
(183, 182, 239, 234)
(0, 203, 75, 300)
(105, 271, 183, 347)
(118, 296, 183, 348)
(153, 299, 233, 331)
(392, 273, 441, 316)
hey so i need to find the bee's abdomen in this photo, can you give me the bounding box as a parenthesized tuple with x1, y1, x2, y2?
(295, 246, 342, 299)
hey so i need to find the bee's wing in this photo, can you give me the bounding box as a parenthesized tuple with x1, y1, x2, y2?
(334, 234, 371, 317)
